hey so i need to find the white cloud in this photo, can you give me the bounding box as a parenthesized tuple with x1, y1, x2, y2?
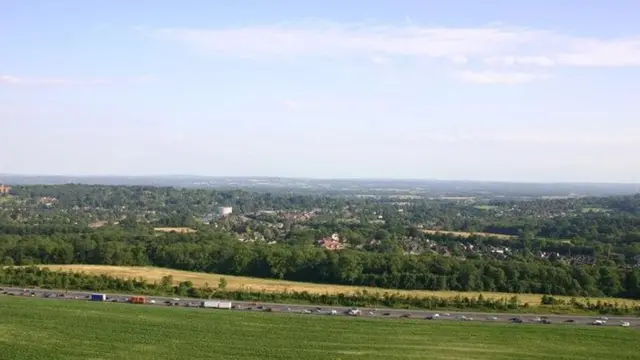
(152, 21, 640, 69)
(416, 131, 640, 146)
(282, 99, 302, 110)
(370, 55, 391, 65)
(0, 75, 154, 86)
(484, 56, 555, 67)
(455, 71, 552, 84)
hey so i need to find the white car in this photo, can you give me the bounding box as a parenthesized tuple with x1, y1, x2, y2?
(301, 309, 312, 314)
(592, 320, 606, 326)
(149, 300, 156, 304)
(621, 321, 630, 327)
(330, 310, 338, 315)
(598, 316, 609, 321)
(487, 316, 499, 321)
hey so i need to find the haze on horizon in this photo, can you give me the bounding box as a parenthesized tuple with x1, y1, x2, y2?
(2, 1, 639, 183)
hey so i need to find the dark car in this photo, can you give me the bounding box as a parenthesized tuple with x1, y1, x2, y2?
(510, 318, 523, 323)
(541, 319, 552, 324)
(564, 319, 575, 323)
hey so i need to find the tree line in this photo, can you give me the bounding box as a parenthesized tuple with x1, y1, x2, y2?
(1, 229, 640, 299)
(2, 266, 637, 315)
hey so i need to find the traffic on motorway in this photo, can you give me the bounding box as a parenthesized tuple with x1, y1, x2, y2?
(1, 286, 637, 328)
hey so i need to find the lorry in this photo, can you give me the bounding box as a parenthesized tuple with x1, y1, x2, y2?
(90, 293, 106, 301)
(201, 300, 232, 309)
(218, 301, 232, 309)
(202, 301, 219, 308)
(129, 296, 146, 304)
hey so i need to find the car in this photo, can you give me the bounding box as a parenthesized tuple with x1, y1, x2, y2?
(425, 315, 437, 320)
(510, 318, 523, 323)
(563, 319, 575, 323)
(541, 319, 552, 324)
(383, 312, 390, 316)
(486, 316, 499, 321)
(621, 321, 631, 327)
(400, 314, 411, 318)
(592, 320, 605, 326)
(149, 300, 156, 304)
(598, 316, 609, 321)
(329, 310, 338, 315)
(301, 309, 312, 314)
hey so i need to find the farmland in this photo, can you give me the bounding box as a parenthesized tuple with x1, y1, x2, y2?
(153, 227, 197, 233)
(421, 229, 514, 239)
(1, 296, 639, 360)
(40, 265, 640, 308)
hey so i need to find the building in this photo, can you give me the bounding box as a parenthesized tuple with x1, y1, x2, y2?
(217, 206, 233, 216)
(0, 185, 11, 195)
(317, 233, 344, 251)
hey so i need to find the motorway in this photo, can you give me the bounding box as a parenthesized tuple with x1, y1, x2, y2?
(2, 286, 638, 328)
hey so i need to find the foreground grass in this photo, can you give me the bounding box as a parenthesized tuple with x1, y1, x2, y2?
(41, 265, 640, 308)
(1, 296, 638, 360)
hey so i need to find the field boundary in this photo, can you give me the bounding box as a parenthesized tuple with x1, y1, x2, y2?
(34, 265, 640, 308)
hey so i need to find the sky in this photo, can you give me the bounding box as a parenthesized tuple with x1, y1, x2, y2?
(2, 0, 640, 182)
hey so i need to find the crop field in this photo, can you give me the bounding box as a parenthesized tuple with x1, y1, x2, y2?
(1, 296, 638, 360)
(153, 227, 197, 233)
(421, 229, 514, 240)
(40, 265, 640, 308)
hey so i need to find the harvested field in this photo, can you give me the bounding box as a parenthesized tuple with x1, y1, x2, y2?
(40, 265, 640, 308)
(153, 227, 197, 233)
(422, 229, 513, 239)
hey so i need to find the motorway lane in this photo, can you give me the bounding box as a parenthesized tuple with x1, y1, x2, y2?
(1, 286, 637, 328)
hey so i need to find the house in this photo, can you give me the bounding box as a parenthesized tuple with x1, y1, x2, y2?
(0, 185, 11, 194)
(317, 233, 344, 251)
(318, 239, 344, 250)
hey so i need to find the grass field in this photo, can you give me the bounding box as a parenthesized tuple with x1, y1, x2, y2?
(1, 296, 638, 360)
(40, 265, 640, 308)
(422, 229, 513, 240)
(473, 205, 499, 210)
(153, 227, 197, 233)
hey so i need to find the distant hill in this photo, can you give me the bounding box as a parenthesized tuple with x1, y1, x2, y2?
(0, 174, 637, 198)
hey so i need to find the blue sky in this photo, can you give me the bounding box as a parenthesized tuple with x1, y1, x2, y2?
(2, 1, 640, 182)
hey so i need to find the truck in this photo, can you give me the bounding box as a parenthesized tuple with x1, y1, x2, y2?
(90, 293, 106, 301)
(129, 296, 146, 304)
(201, 300, 232, 309)
(218, 301, 232, 309)
(202, 301, 219, 308)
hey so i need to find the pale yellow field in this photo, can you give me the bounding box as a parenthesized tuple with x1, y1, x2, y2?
(39, 265, 640, 307)
(153, 227, 197, 233)
(422, 229, 513, 240)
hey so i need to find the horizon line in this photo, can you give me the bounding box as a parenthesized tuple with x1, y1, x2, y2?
(0, 173, 639, 186)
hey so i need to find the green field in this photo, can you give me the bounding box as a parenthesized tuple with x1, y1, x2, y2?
(1, 296, 638, 360)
